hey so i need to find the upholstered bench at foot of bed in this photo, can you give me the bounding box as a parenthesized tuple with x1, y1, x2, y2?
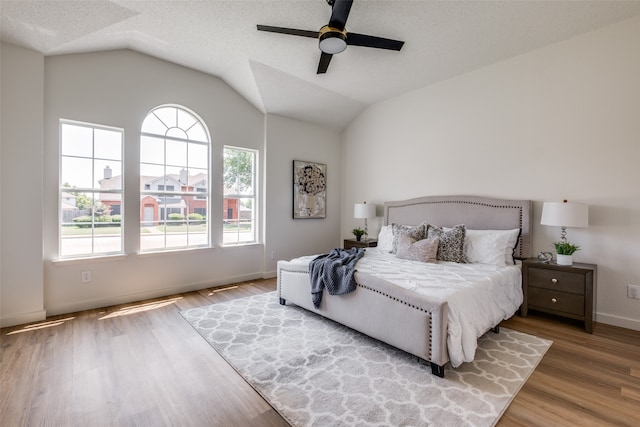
(277, 262, 450, 377)
(279, 292, 449, 379)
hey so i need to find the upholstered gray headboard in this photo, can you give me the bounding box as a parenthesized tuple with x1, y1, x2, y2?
(384, 195, 532, 259)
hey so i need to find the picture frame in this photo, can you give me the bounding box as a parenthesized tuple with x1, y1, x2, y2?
(293, 160, 326, 219)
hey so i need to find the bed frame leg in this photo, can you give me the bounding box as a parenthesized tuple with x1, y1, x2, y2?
(431, 363, 445, 378)
(279, 298, 286, 305)
(417, 358, 445, 378)
(492, 325, 500, 334)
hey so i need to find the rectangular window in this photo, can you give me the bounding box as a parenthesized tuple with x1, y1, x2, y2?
(223, 146, 257, 245)
(59, 120, 123, 258)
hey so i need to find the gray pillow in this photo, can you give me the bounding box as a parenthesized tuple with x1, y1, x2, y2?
(426, 224, 466, 263)
(391, 223, 426, 254)
(396, 235, 439, 263)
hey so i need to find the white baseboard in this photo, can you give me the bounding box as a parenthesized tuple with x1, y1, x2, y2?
(262, 270, 277, 279)
(1, 309, 47, 328)
(596, 312, 640, 332)
(45, 272, 264, 318)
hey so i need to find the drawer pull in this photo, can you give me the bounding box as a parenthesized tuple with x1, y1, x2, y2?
(551, 298, 557, 303)
(551, 278, 558, 284)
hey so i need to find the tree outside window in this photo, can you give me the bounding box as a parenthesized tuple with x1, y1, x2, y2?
(223, 147, 257, 244)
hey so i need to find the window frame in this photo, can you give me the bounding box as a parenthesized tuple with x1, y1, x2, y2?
(58, 119, 124, 259)
(223, 146, 258, 246)
(139, 105, 211, 252)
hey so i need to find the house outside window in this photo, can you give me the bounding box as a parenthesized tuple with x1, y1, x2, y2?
(59, 120, 123, 258)
(139, 105, 210, 251)
(223, 146, 257, 245)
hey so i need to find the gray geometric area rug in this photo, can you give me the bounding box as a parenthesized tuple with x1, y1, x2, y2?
(181, 292, 551, 427)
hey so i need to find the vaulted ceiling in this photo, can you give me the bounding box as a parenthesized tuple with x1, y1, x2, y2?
(2, 0, 640, 130)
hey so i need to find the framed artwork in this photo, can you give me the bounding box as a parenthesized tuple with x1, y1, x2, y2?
(293, 160, 326, 219)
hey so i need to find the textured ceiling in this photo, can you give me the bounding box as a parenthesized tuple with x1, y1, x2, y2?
(2, 0, 640, 130)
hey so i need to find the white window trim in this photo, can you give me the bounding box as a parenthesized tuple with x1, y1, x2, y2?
(58, 119, 124, 260)
(223, 146, 258, 246)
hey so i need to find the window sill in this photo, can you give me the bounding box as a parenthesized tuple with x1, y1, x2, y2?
(51, 254, 128, 266)
(221, 242, 262, 249)
(137, 246, 217, 257)
(51, 243, 264, 264)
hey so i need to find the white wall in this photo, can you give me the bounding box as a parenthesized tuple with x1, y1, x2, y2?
(342, 16, 640, 331)
(0, 43, 46, 326)
(0, 46, 343, 326)
(40, 49, 268, 316)
(264, 114, 342, 275)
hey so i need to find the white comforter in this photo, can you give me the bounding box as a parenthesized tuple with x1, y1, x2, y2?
(290, 248, 523, 367)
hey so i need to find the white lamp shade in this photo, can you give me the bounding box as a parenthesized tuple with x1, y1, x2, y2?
(354, 203, 376, 219)
(541, 202, 589, 228)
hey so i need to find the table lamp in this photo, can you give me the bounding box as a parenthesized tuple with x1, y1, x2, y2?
(354, 202, 376, 240)
(540, 199, 588, 265)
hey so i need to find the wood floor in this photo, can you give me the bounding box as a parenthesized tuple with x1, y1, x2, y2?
(1, 278, 639, 427)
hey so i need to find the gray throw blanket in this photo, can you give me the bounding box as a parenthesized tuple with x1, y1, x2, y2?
(309, 247, 366, 309)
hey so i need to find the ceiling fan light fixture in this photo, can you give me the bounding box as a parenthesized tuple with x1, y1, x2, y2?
(318, 25, 347, 54)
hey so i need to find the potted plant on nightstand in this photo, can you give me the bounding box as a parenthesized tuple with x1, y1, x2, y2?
(553, 241, 580, 265)
(352, 227, 365, 242)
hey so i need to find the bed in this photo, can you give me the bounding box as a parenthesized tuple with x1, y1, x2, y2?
(276, 195, 532, 377)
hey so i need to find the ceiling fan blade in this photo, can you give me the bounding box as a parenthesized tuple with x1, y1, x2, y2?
(328, 0, 353, 30)
(346, 32, 404, 51)
(257, 25, 319, 39)
(317, 52, 333, 74)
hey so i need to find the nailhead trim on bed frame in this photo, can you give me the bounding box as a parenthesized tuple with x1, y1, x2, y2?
(355, 282, 434, 359)
(278, 269, 435, 360)
(355, 283, 433, 314)
(384, 198, 529, 259)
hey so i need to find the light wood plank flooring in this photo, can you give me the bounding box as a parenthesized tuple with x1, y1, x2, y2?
(1, 278, 639, 426)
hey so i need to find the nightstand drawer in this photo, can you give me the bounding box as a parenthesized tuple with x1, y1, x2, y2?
(522, 259, 597, 333)
(529, 268, 585, 294)
(528, 287, 584, 316)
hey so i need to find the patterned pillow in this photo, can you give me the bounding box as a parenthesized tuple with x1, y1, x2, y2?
(396, 235, 439, 263)
(391, 223, 426, 254)
(426, 224, 466, 263)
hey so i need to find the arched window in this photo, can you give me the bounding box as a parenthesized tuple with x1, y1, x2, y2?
(140, 105, 210, 251)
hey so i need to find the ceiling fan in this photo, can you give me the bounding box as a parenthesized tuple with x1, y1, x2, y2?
(257, 0, 404, 74)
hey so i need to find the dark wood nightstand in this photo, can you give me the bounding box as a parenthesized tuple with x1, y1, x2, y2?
(344, 238, 378, 250)
(521, 258, 597, 333)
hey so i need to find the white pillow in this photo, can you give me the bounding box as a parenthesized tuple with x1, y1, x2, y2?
(464, 229, 520, 266)
(377, 225, 394, 252)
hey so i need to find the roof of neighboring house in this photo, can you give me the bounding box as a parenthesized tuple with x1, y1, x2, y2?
(61, 191, 76, 200)
(98, 175, 122, 191)
(61, 199, 77, 210)
(98, 173, 209, 191)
